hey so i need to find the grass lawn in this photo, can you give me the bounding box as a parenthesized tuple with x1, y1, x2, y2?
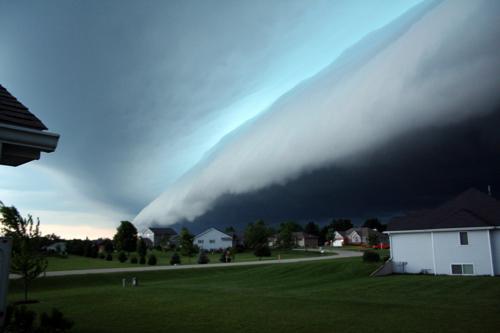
(8, 257, 500, 333)
(45, 249, 331, 271)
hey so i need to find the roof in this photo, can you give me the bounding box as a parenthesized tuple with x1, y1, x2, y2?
(0, 84, 48, 130)
(387, 188, 500, 232)
(194, 227, 232, 239)
(148, 227, 177, 236)
(292, 232, 318, 239)
(345, 227, 383, 238)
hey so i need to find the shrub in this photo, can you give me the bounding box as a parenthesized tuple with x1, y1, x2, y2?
(219, 250, 231, 263)
(139, 255, 146, 264)
(197, 251, 210, 264)
(118, 251, 127, 263)
(130, 256, 138, 264)
(363, 250, 380, 262)
(254, 244, 271, 259)
(98, 253, 106, 259)
(4, 306, 73, 333)
(170, 252, 181, 265)
(147, 254, 157, 266)
(106, 253, 113, 261)
(382, 254, 390, 262)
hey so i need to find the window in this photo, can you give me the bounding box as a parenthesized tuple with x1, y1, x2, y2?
(197, 240, 204, 244)
(459, 232, 468, 245)
(451, 264, 474, 275)
(209, 240, 215, 244)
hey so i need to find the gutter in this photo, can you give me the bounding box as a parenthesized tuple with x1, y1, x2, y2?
(0, 123, 59, 152)
(384, 226, 495, 234)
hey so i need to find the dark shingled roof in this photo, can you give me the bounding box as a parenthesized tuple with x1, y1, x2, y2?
(149, 227, 177, 236)
(0, 84, 48, 130)
(388, 188, 500, 231)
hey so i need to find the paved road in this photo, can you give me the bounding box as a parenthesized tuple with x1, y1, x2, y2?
(9, 250, 362, 279)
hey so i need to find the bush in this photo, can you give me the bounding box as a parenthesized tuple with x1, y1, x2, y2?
(4, 306, 73, 332)
(382, 254, 390, 262)
(219, 250, 231, 263)
(98, 253, 106, 259)
(170, 252, 181, 265)
(363, 250, 380, 262)
(197, 251, 210, 264)
(130, 256, 138, 264)
(139, 255, 146, 264)
(254, 244, 271, 259)
(147, 254, 157, 266)
(118, 251, 127, 263)
(106, 253, 113, 261)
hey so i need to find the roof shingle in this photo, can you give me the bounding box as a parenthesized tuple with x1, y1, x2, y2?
(0, 84, 48, 130)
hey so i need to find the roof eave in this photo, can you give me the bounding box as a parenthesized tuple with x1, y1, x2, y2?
(385, 226, 495, 234)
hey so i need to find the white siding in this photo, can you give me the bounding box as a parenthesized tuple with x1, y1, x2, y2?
(433, 230, 493, 276)
(491, 230, 500, 275)
(391, 232, 434, 274)
(193, 228, 233, 250)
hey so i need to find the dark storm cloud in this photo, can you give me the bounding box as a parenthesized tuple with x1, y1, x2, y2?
(135, 0, 500, 227)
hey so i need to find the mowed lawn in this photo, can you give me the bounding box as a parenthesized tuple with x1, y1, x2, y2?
(8, 258, 500, 333)
(45, 249, 331, 271)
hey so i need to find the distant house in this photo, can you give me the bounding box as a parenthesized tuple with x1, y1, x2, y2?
(345, 227, 387, 245)
(193, 228, 233, 250)
(268, 235, 278, 248)
(386, 188, 500, 276)
(45, 242, 66, 254)
(141, 227, 177, 247)
(292, 232, 319, 248)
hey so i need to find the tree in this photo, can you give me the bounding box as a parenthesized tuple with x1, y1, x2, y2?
(0, 203, 48, 302)
(363, 218, 386, 232)
(170, 252, 181, 265)
(304, 221, 320, 236)
(179, 227, 196, 263)
(113, 221, 137, 254)
(197, 250, 210, 264)
(159, 234, 171, 250)
(330, 219, 353, 232)
(253, 244, 271, 260)
(277, 221, 302, 249)
(244, 219, 271, 249)
(224, 226, 236, 234)
(103, 238, 114, 254)
(367, 233, 380, 247)
(136, 237, 148, 259)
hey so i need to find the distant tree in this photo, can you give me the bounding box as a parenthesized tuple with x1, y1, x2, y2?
(170, 252, 181, 265)
(118, 251, 127, 263)
(367, 233, 380, 247)
(244, 219, 271, 249)
(103, 238, 114, 254)
(304, 221, 320, 236)
(136, 237, 148, 258)
(197, 250, 210, 264)
(363, 218, 386, 232)
(0, 203, 48, 302)
(330, 219, 353, 232)
(179, 227, 196, 263)
(277, 221, 301, 249)
(113, 221, 138, 254)
(253, 244, 271, 260)
(224, 226, 236, 234)
(147, 254, 157, 265)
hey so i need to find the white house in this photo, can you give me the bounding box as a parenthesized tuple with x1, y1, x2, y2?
(141, 227, 177, 247)
(193, 228, 233, 250)
(386, 188, 500, 276)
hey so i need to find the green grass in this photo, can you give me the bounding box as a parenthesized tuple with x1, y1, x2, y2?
(45, 249, 331, 271)
(8, 258, 500, 333)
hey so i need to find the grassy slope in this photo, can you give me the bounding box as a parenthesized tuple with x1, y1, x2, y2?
(8, 258, 500, 333)
(46, 250, 330, 271)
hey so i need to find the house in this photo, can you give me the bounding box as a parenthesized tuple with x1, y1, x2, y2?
(268, 235, 278, 248)
(292, 232, 319, 248)
(194, 228, 233, 250)
(386, 188, 500, 276)
(44, 242, 66, 254)
(344, 227, 387, 245)
(0, 84, 59, 166)
(141, 227, 177, 247)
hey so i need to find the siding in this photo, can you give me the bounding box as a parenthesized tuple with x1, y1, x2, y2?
(391, 233, 434, 273)
(194, 229, 233, 250)
(433, 230, 493, 275)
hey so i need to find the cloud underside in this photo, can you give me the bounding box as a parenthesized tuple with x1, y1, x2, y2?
(134, 0, 500, 228)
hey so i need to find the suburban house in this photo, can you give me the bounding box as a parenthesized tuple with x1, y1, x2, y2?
(386, 188, 500, 276)
(344, 227, 387, 245)
(193, 228, 233, 250)
(333, 231, 346, 247)
(44, 241, 67, 254)
(141, 227, 177, 247)
(268, 235, 278, 248)
(292, 232, 319, 248)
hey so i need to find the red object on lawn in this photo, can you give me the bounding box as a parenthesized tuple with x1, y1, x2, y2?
(372, 243, 390, 249)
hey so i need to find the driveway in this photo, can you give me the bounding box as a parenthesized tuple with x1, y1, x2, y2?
(9, 249, 362, 278)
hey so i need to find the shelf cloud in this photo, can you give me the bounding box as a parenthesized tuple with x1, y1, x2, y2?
(134, 0, 500, 227)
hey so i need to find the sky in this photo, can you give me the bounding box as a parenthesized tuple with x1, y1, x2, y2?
(1, 0, 499, 238)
